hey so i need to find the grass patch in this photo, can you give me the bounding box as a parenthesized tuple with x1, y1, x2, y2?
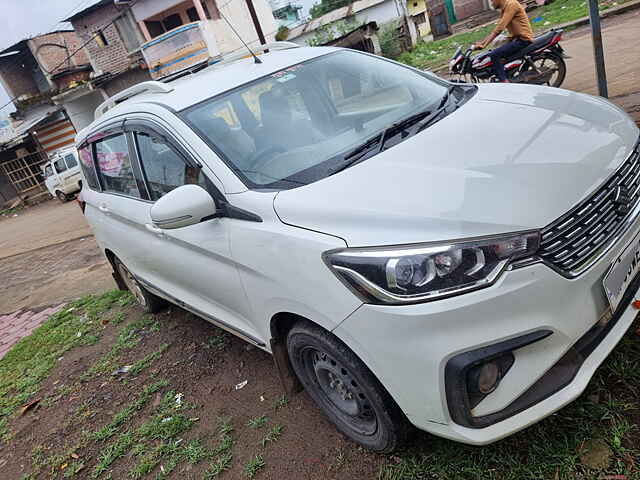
(398, 0, 634, 70)
(260, 424, 283, 447)
(92, 380, 168, 442)
(128, 343, 169, 377)
(82, 314, 160, 379)
(244, 454, 265, 478)
(247, 415, 268, 429)
(0, 291, 131, 441)
(274, 394, 289, 410)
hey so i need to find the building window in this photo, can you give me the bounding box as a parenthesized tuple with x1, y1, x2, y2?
(145, 21, 165, 38)
(414, 12, 426, 23)
(163, 13, 182, 31)
(94, 30, 108, 48)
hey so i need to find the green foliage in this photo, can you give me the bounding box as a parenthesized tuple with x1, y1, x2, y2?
(244, 454, 265, 478)
(379, 20, 403, 59)
(310, 0, 350, 18)
(307, 18, 361, 46)
(0, 291, 129, 440)
(275, 25, 290, 41)
(260, 424, 284, 447)
(247, 415, 268, 429)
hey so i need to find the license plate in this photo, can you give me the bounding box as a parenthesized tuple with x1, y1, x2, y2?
(603, 233, 640, 312)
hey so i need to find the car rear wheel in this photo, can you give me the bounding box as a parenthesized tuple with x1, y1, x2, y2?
(113, 258, 167, 313)
(55, 190, 69, 202)
(287, 321, 409, 452)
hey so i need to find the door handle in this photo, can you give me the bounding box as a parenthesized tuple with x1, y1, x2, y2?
(98, 204, 109, 213)
(145, 223, 164, 235)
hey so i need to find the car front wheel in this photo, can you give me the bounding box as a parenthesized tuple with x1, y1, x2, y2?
(287, 321, 409, 452)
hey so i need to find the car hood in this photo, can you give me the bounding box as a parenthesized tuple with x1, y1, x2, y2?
(274, 84, 639, 246)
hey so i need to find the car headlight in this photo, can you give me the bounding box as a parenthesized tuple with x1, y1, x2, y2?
(323, 231, 540, 305)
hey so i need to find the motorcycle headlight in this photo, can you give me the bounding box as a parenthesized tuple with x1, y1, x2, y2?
(323, 231, 540, 305)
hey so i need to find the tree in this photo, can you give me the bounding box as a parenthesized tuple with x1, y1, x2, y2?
(310, 0, 351, 19)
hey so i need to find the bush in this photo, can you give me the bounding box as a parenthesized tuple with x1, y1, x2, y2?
(379, 21, 403, 58)
(275, 25, 290, 41)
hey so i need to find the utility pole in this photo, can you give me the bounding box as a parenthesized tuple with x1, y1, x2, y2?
(244, 0, 267, 45)
(587, 0, 608, 98)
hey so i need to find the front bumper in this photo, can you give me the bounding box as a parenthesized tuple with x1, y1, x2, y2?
(333, 222, 640, 445)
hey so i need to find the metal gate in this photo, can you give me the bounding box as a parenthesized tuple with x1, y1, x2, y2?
(0, 151, 49, 202)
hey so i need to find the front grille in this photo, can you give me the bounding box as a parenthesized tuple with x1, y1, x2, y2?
(539, 140, 640, 276)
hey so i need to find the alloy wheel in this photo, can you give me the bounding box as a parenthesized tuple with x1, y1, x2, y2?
(117, 263, 147, 306)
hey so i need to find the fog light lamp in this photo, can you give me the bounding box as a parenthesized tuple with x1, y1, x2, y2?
(468, 361, 501, 395)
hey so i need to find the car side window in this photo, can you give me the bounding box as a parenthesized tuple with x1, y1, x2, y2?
(44, 164, 54, 178)
(78, 144, 100, 190)
(65, 153, 78, 169)
(54, 158, 68, 173)
(94, 133, 141, 198)
(135, 132, 207, 201)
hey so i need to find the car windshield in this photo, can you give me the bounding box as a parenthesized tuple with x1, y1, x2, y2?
(182, 51, 450, 189)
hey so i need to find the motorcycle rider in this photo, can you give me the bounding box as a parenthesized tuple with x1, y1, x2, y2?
(473, 0, 534, 82)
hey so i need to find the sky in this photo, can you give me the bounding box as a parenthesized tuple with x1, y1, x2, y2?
(0, 0, 95, 115)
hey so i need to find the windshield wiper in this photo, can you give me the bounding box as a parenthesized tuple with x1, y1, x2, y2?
(327, 109, 432, 176)
(327, 87, 459, 177)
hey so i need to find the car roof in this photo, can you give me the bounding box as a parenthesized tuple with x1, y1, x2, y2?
(100, 46, 338, 120)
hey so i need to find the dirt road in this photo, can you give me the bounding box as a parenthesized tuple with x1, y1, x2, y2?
(0, 200, 115, 314)
(562, 9, 640, 100)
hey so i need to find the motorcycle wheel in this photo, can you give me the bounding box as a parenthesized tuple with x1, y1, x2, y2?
(529, 53, 566, 87)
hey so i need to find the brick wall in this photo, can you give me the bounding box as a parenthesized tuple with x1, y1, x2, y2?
(0, 55, 41, 99)
(70, 3, 136, 75)
(28, 32, 90, 76)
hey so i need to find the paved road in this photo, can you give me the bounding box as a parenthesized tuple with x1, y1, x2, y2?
(562, 9, 640, 100)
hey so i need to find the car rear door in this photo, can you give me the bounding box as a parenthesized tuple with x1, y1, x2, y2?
(82, 125, 159, 285)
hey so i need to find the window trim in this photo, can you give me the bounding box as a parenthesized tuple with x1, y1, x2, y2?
(92, 129, 144, 201)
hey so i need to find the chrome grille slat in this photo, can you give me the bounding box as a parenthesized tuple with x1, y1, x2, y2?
(539, 141, 640, 275)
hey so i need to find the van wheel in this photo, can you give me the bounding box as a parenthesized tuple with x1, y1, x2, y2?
(113, 258, 167, 313)
(287, 322, 409, 452)
(56, 191, 69, 202)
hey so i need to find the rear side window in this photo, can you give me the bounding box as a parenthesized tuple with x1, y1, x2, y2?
(135, 132, 207, 201)
(54, 158, 68, 173)
(65, 153, 78, 169)
(78, 145, 100, 190)
(94, 134, 141, 198)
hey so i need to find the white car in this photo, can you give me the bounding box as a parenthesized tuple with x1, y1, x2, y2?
(43, 147, 83, 202)
(76, 43, 640, 452)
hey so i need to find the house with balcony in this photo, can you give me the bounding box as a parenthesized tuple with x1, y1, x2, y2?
(53, 0, 277, 130)
(129, 0, 278, 80)
(270, 0, 305, 28)
(0, 31, 89, 204)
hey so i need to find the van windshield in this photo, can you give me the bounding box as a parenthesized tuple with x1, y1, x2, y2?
(182, 51, 451, 189)
(44, 164, 54, 178)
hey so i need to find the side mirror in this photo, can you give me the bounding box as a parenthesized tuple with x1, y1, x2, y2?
(150, 184, 217, 229)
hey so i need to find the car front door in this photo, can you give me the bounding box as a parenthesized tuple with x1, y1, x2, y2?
(127, 123, 261, 345)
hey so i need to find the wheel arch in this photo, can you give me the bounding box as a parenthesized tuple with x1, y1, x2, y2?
(104, 249, 128, 291)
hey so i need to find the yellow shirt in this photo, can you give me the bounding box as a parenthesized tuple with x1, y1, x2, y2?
(492, 0, 534, 43)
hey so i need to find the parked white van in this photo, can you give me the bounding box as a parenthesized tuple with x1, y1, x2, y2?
(76, 43, 640, 452)
(43, 147, 82, 202)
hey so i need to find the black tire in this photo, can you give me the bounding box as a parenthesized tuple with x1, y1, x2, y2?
(113, 258, 167, 313)
(531, 53, 566, 87)
(287, 321, 409, 452)
(56, 190, 69, 202)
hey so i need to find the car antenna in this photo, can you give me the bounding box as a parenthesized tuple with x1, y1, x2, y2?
(218, 10, 262, 64)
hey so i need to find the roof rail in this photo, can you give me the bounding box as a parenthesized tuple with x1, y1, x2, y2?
(217, 41, 300, 66)
(94, 81, 174, 120)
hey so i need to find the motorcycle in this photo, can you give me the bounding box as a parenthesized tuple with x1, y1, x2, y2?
(448, 29, 568, 87)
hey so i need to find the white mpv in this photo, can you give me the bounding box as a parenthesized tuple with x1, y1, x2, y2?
(77, 43, 640, 452)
